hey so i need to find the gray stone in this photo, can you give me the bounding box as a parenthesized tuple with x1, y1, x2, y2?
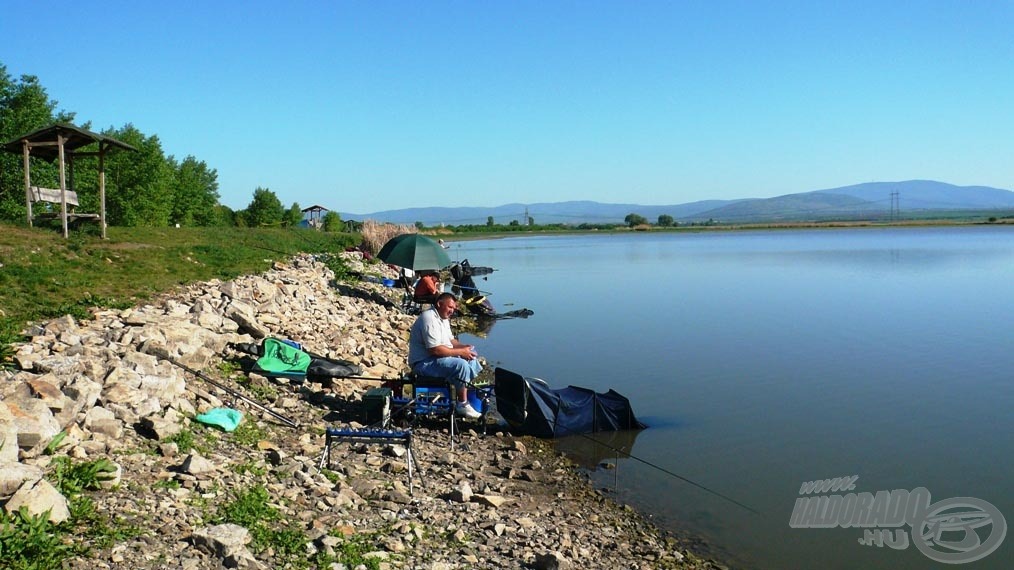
(472, 494, 509, 508)
(3, 398, 61, 448)
(122, 350, 161, 375)
(31, 354, 83, 376)
(90, 418, 124, 439)
(98, 461, 122, 489)
(450, 481, 473, 503)
(534, 551, 571, 570)
(0, 410, 18, 463)
(160, 442, 179, 458)
(0, 462, 44, 496)
(5, 478, 70, 524)
(192, 523, 265, 569)
(180, 452, 216, 476)
(84, 405, 116, 427)
(45, 315, 77, 335)
(63, 375, 103, 412)
(103, 381, 146, 406)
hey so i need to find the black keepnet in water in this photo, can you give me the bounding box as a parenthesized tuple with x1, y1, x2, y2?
(494, 367, 646, 438)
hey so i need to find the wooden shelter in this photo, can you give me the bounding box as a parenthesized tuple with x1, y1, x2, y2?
(301, 204, 329, 229)
(2, 122, 136, 238)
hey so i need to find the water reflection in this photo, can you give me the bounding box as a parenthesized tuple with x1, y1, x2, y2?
(554, 429, 643, 470)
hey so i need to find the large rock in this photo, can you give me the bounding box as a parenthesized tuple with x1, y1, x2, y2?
(62, 374, 103, 411)
(142, 412, 184, 440)
(0, 404, 19, 463)
(180, 452, 216, 476)
(31, 354, 84, 376)
(2, 398, 61, 449)
(4, 478, 70, 524)
(0, 462, 43, 496)
(192, 523, 266, 569)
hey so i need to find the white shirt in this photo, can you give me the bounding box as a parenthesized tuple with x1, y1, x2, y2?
(408, 307, 452, 366)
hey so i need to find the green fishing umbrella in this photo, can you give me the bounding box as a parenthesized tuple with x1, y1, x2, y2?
(377, 233, 452, 271)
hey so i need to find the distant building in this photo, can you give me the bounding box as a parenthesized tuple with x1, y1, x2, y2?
(302, 205, 329, 229)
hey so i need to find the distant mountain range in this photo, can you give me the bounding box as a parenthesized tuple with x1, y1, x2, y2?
(340, 180, 1014, 225)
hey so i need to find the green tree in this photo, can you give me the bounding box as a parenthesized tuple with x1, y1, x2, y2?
(509, 219, 520, 227)
(100, 124, 174, 226)
(244, 187, 284, 227)
(624, 213, 647, 227)
(528, 216, 534, 226)
(486, 216, 494, 227)
(0, 65, 75, 221)
(657, 214, 674, 227)
(414, 221, 424, 230)
(212, 204, 237, 227)
(282, 202, 303, 227)
(170, 156, 219, 226)
(322, 211, 342, 232)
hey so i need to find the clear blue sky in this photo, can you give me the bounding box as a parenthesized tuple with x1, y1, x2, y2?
(3, 1, 1012, 213)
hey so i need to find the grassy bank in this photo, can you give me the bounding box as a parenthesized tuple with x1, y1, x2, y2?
(0, 223, 358, 365)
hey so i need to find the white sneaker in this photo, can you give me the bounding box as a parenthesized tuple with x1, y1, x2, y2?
(455, 402, 481, 419)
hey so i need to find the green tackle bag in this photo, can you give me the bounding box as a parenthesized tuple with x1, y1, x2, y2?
(253, 338, 312, 379)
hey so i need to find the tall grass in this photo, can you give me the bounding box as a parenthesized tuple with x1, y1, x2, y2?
(360, 220, 417, 254)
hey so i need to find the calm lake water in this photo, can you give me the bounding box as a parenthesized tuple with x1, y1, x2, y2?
(449, 226, 1013, 570)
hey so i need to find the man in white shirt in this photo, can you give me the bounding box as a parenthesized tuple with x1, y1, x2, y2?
(408, 293, 482, 419)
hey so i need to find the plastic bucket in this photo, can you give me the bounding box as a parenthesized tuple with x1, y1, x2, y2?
(467, 391, 484, 413)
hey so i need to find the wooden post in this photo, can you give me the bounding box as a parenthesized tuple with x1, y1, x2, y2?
(69, 152, 76, 199)
(23, 140, 32, 227)
(99, 144, 107, 239)
(58, 133, 68, 238)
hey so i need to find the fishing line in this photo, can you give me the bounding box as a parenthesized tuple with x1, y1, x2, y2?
(480, 377, 761, 515)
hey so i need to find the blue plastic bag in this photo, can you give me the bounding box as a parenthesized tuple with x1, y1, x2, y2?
(195, 408, 244, 432)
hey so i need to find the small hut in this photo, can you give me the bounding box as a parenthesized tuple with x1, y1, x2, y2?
(2, 122, 136, 238)
(302, 204, 329, 229)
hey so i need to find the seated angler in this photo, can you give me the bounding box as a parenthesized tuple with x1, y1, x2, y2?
(413, 271, 441, 305)
(407, 292, 482, 419)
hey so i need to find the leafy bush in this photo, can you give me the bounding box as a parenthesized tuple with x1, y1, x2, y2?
(320, 253, 358, 283)
(48, 457, 117, 495)
(0, 507, 74, 570)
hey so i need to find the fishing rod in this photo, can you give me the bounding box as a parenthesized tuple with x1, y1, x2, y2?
(154, 351, 300, 429)
(333, 375, 395, 383)
(477, 376, 760, 515)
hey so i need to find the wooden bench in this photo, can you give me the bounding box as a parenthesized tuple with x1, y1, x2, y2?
(29, 186, 100, 226)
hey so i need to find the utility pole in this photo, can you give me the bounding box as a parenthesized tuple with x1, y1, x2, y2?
(890, 191, 900, 222)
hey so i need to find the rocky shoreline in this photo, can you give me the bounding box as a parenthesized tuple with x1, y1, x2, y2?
(1, 253, 726, 569)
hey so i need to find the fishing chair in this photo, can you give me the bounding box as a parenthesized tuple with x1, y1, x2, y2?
(399, 277, 424, 315)
(393, 373, 461, 449)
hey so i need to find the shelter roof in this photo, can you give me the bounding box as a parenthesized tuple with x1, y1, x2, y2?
(2, 122, 137, 161)
(301, 205, 329, 213)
